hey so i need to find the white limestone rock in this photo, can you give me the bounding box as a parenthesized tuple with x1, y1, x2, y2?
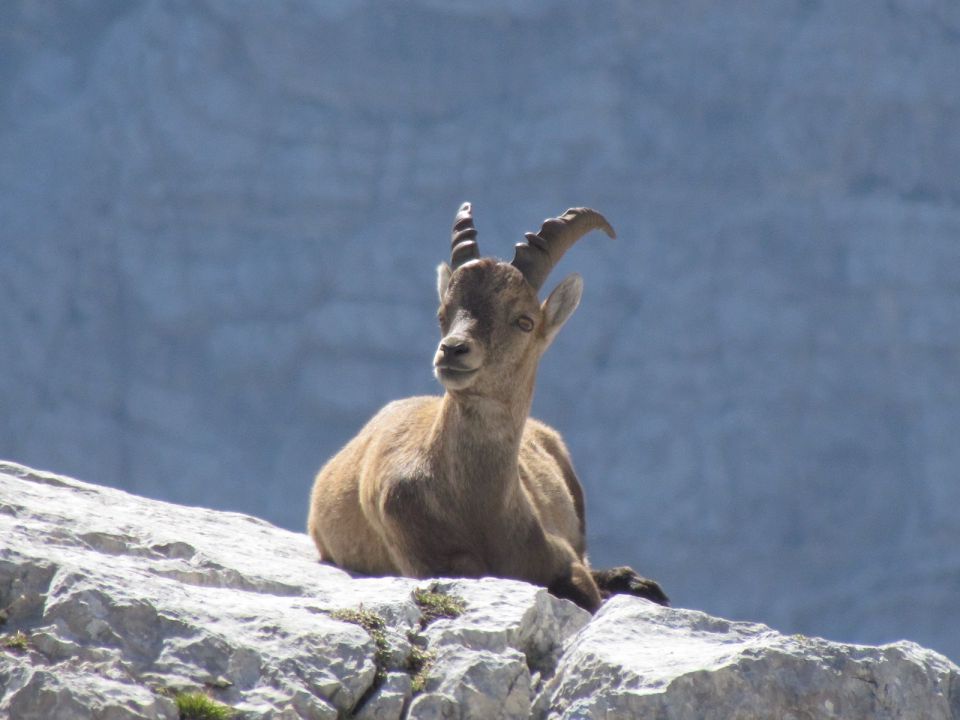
(0, 461, 412, 718)
(354, 672, 413, 720)
(1, 660, 178, 720)
(409, 647, 531, 720)
(1, 461, 958, 720)
(421, 578, 590, 672)
(539, 595, 960, 720)
(407, 579, 589, 719)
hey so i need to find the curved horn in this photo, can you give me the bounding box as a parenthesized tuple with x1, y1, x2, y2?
(450, 202, 480, 269)
(511, 207, 616, 291)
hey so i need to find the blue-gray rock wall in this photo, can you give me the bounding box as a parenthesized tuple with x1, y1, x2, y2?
(1, 1, 958, 660)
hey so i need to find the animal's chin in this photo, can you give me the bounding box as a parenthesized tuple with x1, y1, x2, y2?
(434, 366, 480, 391)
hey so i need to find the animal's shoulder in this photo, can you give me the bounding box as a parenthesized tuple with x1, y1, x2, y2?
(522, 416, 571, 457)
(358, 396, 442, 453)
(367, 396, 441, 429)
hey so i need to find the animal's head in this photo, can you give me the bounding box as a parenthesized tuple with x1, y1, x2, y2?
(433, 203, 615, 395)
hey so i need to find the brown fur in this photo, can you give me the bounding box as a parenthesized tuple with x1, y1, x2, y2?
(308, 231, 667, 611)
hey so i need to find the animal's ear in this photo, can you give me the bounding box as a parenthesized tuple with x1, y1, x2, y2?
(437, 262, 452, 302)
(541, 273, 583, 346)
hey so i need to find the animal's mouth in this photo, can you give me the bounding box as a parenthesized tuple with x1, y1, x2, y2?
(434, 364, 480, 389)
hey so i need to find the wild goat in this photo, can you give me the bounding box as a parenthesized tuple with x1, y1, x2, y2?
(307, 204, 667, 611)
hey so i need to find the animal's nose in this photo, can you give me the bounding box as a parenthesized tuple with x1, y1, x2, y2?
(439, 337, 471, 358)
(435, 333, 484, 370)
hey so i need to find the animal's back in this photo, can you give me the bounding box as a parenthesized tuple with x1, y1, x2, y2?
(308, 395, 441, 575)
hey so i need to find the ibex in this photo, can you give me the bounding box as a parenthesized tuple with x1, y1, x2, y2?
(307, 204, 667, 611)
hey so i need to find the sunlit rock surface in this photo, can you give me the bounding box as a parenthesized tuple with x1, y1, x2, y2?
(1, 463, 958, 719)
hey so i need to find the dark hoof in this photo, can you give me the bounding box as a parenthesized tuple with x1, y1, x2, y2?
(592, 566, 670, 606)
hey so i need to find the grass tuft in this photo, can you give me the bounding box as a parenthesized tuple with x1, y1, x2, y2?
(413, 587, 465, 627)
(331, 607, 391, 683)
(331, 607, 386, 635)
(406, 644, 436, 694)
(174, 691, 233, 720)
(1, 631, 29, 653)
(330, 592, 465, 700)
(405, 587, 465, 694)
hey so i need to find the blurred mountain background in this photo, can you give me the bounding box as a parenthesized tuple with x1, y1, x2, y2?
(1, 1, 958, 659)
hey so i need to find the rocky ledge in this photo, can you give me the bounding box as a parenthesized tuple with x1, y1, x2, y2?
(0, 461, 957, 719)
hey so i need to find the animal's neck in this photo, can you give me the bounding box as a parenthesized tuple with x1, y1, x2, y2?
(433, 380, 535, 482)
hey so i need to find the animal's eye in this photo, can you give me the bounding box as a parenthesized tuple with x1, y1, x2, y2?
(437, 309, 446, 325)
(515, 315, 534, 332)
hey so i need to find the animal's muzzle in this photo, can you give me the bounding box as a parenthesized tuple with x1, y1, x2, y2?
(434, 334, 481, 372)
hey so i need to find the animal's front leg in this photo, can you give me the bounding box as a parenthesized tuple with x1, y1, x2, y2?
(548, 560, 603, 613)
(383, 531, 488, 580)
(506, 521, 603, 612)
(591, 566, 670, 606)
(377, 477, 488, 579)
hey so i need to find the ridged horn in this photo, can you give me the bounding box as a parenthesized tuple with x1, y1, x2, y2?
(450, 202, 480, 269)
(511, 207, 616, 291)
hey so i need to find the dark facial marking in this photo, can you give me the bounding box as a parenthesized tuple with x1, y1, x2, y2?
(442, 260, 516, 344)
